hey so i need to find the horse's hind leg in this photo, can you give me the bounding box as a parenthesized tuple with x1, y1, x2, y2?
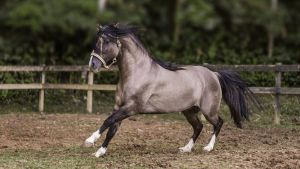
(203, 115, 223, 152)
(201, 94, 223, 152)
(179, 107, 203, 153)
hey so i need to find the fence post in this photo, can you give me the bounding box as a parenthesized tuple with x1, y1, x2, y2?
(87, 71, 94, 113)
(39, 68, 46, 113)
(274, 62, 281, 125)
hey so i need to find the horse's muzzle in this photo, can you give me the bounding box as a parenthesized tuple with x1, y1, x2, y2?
(89, 55, 102, 73)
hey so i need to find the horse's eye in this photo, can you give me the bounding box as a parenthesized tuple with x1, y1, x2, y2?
(104, 40, 109, 44)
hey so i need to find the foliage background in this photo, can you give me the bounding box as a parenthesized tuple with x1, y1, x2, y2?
(0, 0, 299, 114)
(1, 0, 300, 66)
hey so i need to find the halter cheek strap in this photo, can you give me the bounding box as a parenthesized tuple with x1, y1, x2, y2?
(89, 36, 121, 69)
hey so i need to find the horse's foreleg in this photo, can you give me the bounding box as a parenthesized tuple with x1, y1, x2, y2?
(87, 108, 132, 157)
(84, 130, 101, 147)
(83, 109, 129, 146)
(93, 121, 122, 157)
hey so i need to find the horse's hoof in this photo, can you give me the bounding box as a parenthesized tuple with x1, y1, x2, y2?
(94, 147, 107, 157)
(203, 145, 213, 152)
(179, 147, 192, 153)
(83, 141, 94, 148)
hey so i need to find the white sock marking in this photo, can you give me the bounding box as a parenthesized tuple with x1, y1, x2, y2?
(203, 134, 216, 152)
(94, 147, 107, 157)
(179, 139, 194, 153)
(84, 130, 101, 146)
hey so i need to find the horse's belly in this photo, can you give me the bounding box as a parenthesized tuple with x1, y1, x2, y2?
(143, 89, 198, 113)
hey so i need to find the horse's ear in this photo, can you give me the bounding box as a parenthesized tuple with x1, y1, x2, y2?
(96, 24, 103, 31)
(114, 22, 120, 28)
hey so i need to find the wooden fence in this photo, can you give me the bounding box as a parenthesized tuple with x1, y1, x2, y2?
(0, 64, 299, 124)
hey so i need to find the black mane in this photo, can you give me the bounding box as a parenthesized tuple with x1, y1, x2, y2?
(98, 24, 184, 71)
(150, 57, 184, 71)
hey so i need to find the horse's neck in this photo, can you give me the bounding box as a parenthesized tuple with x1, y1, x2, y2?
(117, 39, 153, 83)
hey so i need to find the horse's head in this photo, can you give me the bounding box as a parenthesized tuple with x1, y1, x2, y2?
(89, 24, 123, 72)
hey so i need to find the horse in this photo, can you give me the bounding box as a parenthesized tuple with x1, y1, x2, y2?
(84, 24, 259, 157)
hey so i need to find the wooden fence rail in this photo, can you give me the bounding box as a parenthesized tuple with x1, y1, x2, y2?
(0, 64, 299, 124)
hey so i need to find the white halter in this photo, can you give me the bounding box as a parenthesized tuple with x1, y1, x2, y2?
(89, 36, 121, 69)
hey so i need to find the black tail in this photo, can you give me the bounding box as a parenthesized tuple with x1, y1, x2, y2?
(217, 71, 259, 128)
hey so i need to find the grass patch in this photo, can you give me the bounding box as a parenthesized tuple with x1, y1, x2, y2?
(0, 91, 115, 114)
(0, 147, 99, 169)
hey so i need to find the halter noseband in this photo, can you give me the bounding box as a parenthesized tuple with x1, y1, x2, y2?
(89, 36, 121, 69)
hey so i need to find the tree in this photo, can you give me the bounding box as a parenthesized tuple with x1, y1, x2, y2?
(268, 0, 278, 58)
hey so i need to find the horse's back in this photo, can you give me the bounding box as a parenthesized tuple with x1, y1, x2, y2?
(181, 65, 219, 84)
(159, 65, 220, 92)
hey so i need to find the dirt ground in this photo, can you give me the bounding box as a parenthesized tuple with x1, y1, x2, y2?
(0, 113, 299, 169)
